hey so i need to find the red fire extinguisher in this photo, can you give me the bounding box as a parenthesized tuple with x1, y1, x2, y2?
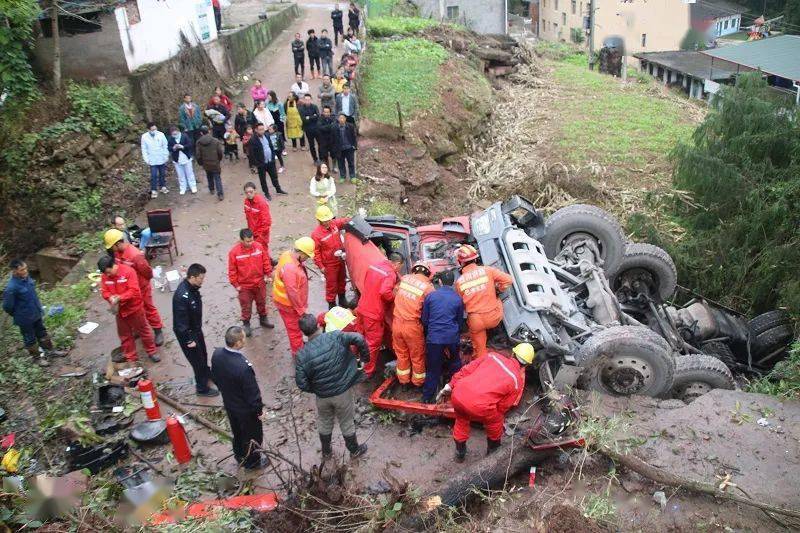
(138, 379, 162, 420)
(166, 416, 192, 464)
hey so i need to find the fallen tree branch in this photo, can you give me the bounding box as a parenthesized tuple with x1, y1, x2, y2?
(598, 446, 800, 520)
(157, 392, 233, 439)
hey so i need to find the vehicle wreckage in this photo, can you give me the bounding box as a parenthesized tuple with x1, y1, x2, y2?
(342, 196, 794, 415)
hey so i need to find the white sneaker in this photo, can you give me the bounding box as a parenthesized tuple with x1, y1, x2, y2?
(179, 189, 186, 195)
(282, 151, 287, 156)
(151, 191, 158, 199)
(278, 167, 285, 173)
(161, 186, 169, 194)
(191, 187, 198, 194)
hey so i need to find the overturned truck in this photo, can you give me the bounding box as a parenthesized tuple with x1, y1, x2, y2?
(343, 196, 794, 406)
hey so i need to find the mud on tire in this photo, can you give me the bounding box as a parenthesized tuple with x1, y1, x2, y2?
(542, 204, 626, 274)
(576, 326, 675, 398)
(701, 341, 738, 369)
(609, 242, 678, 302)
(750, 324, 794, 364)
(670, 354, 734, 403)
(748, 310, 792, 337)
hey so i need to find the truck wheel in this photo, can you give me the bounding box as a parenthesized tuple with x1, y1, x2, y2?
(542, 204, 626, 274)
(609, 243, 677, 302)
(576, 325, 675, 398)
(748, 310, 791, 337)
(701, 341, 737, 369)
(670, 354, 734, 403)
(750, 324, 794, 361)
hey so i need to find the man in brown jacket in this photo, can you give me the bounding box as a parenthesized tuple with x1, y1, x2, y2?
(194, 125, 225, 200)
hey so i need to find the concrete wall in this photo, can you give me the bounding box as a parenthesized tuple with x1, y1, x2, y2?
(413, 0, 507, 35)
(33, 12, 129, 81)
(116, 0, 218, 72)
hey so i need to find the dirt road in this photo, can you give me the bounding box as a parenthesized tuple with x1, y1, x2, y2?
(69, 0, 468, 491)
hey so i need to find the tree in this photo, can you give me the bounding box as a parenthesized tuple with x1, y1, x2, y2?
(783, 0, 800, 33)
(0, 0, 41, 102)
(50, 0, 61, 88)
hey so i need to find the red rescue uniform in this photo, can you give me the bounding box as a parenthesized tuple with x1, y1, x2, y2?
(114, 244, 163, 330)
(101, 264, 157, 361)
(243, 194, 272, 258)
(227, 241, 272, 322)
(455, 264, 513, 358)
(272, 251, 309, 354)
(449, 352, 525, 442)
(311, 217, 350, 305)
(356, 260, 398, 375)
(392, 273, 433, 386)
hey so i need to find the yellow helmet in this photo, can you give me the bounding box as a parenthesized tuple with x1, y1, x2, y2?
(512, 343, 535, 365)
(324, 307, 356, 332)
(315, 205, 334, 222)
(294, 236, 315, 258)
(103, 229, 125, 250)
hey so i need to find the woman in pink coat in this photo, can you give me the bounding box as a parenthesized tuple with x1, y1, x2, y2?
(250, 79, 268, 107)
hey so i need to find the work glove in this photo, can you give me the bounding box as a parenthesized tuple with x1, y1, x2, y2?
(357, 207, 367, 217)
(334, 250, 346, 260)
(436, 384, 452, 403)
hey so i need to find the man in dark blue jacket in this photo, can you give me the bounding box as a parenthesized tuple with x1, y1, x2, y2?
(295, 313, 369, 459)
(331, 3, 344, 45)
(211, 326, 268, 469)
(2, 259, 64, 366)
(172, 264, 218, 397)
(420, 269, 464, 402)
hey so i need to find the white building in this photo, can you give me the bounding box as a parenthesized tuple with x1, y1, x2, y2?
(690, 0, 742, 38)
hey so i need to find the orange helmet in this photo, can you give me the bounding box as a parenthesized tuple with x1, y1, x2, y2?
(455, 244, 479, 265)
(411, 260, 431, 277)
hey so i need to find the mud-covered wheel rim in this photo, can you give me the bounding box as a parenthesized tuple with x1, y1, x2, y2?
(599, 355, 654, 395)
(677, 381, 712, 402)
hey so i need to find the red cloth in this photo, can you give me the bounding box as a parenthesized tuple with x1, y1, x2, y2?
(392, 319, 426, 385)
(361, 314, 385, 376)
(356, 260, 398, 320)
(322, 261, 346, 303)
(449, 352, 525, 442)
(208, 93, 232, 112)
(101, 264, 143, 318)
(115, 245, 162, 329)
(238, 282, 267, 321)
(273, 253, 309, 316)
(117, 308, 157, 361)
(228, 241, 271, 289)
(311, 218, 350, 267)
(277, 304, 304, 355)
(244, 195, 272, 256)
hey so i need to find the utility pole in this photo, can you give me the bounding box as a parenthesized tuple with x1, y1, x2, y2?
(50, 0, 61, 88)
(588, 0, 595, 70)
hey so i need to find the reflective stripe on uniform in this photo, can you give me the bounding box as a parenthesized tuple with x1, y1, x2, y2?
(412, 372, 426, 380)
(458, 276, 489, 291)
(396, 367, 411, 375)
(489, 354, 519, 390)
(399, 281, 424, 297)
(369, 265, 389, 276)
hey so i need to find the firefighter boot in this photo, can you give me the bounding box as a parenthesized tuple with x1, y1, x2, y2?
(454, 440, 467, 463)
(337, 293, 348, 308)
(28, 344, 49, 367)
(153, 328, 165, 347)
(39, 336, 67, 357)
(328, 300, 336, 310)
(320, 433, 333, 458)
(242, 321, 252, 337)
(486, 438, 502, 455)
(259, 315, 275, 329)
(343, 434, 367, 458)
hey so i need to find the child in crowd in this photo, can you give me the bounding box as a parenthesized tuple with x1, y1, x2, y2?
(224, 124, 240, 161)
(242, 125, 255, 172)
(267, 123, 286, 173)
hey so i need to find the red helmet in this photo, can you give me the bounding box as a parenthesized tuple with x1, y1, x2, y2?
(411, 260, 431, 276)
(455, 244, 479, 265)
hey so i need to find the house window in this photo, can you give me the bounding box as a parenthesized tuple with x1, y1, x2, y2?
(571, 0, 576, 14)
(543, 0, 546, 8)
(554, 22, 558, 34)
(724, 19, 729, 29)
(733, 18, 738, 28)
(562, 12, 566, 24)
(446, 5, 459, 19)
(641, 33, 646, 46)
(555, 0, 559, 10)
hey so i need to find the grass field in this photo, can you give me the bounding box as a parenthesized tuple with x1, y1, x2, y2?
(360, 38, 449, 124)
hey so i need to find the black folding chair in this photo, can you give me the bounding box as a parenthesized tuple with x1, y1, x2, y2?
(145, 209, 178, 264)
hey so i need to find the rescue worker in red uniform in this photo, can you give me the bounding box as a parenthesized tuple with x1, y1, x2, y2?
(273, 237, 314, 354)
(357, 252, 403, 377)
(243, 182, 273, 261)
(438, 343, 535, 462)
(227, 228, 274, 337)
(98, 255, 160, 363)
(392, 261, 434, 386)
(311, 205, 351, 309)
(104, 229, 164, 346)
(454, 244, 513, 358)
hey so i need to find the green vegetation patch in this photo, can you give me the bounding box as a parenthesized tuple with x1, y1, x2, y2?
(361, 38, 449, 124)
(367, 16, 438, 37)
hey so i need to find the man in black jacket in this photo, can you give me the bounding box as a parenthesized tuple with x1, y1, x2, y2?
(295, 313, 369, 459)
(247, 123, 286, 199)
(334, 113, 358, 182)
(291, 33, 305, 77)
(331, 3, 344, 45)
(348, 2, 360, 34)
(173, 264, 217, 396)
(316, 106, 337, 170)
(299, 94, 321, 163)
(318, 29, 334, 77)
(211, 326, 269, 469)
(306, 29, 321, 80)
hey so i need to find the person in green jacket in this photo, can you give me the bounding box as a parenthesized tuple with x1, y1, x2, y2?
(179, 94, 204, 142)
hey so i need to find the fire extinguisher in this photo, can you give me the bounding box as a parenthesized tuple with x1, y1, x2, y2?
(137, 379, 162, 420)
(166, 416, 192, 464)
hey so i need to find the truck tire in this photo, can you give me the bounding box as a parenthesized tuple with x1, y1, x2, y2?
(701, 341, 737, 369)
(542, 204, 626, 274)
(751, 324, 794, 359)
(748, 310, 791, 337)
(609, 243, 677, 302)
(576, 325, 675, 398)
(670, 354, 734, 403)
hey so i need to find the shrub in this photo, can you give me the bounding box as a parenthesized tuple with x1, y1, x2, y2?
(66, 82, 132, 134)
(367, 16, 438, 37)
